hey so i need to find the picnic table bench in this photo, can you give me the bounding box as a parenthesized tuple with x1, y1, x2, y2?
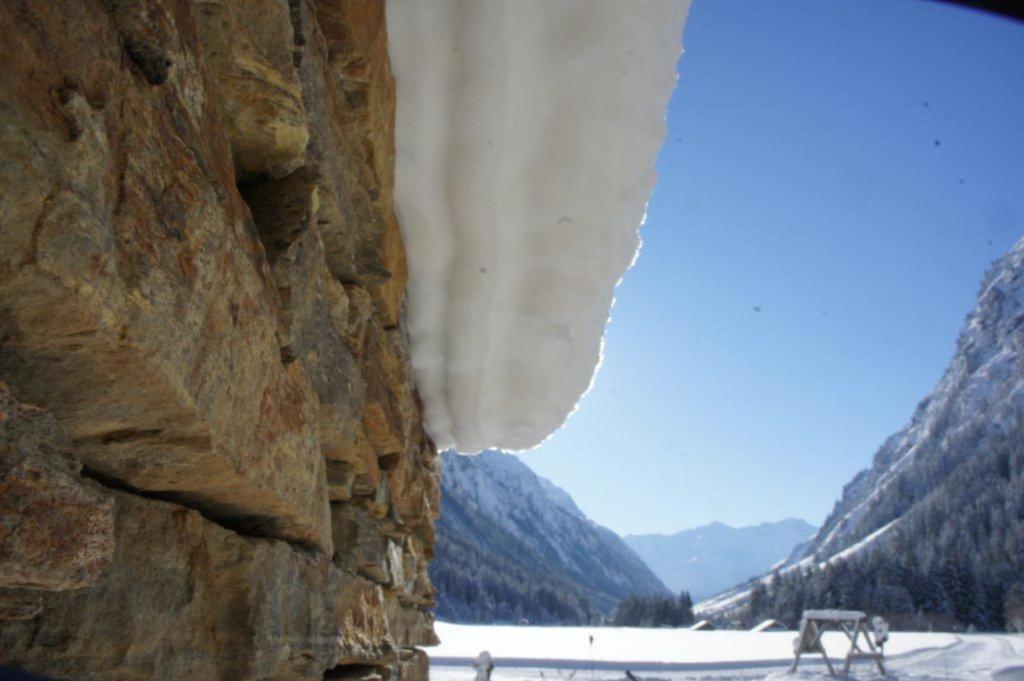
(790, 609, 887, 676)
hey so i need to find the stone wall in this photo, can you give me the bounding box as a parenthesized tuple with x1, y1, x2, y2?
(0, 1, 439, 678)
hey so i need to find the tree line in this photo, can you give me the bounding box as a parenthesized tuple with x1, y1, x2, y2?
(612, 591, 695, 627)
(745, 419, 1024, 632)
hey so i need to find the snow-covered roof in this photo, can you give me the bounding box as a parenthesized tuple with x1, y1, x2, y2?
(387, 0, 691, 452)
(690, 619, 716, 631)
(751, 619, 786, 632)
(803, 610, 866, 622)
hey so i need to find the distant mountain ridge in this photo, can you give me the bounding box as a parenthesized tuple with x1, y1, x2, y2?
(624, 518, 814, 600)
(431, 450, 669, 624)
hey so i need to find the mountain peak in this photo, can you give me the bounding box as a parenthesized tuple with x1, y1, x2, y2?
(624, 518, 815, 599)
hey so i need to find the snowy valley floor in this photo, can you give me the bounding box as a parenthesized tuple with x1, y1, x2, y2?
(429, 622, 1024, 680)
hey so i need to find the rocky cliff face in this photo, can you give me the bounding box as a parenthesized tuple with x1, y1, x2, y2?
(0, 1, 438, 678)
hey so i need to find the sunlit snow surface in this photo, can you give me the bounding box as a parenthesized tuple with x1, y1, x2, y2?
(386, 1, 691, 452)
(429, 622, 1024, 680)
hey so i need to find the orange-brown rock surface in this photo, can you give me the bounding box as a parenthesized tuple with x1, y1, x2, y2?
(0, 1, 438, 678)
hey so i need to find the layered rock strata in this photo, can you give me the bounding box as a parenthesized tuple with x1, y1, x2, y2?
(0, 1, 438, 678)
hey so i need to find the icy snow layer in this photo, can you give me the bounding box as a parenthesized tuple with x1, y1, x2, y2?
(386, 0, 690, 451)
(430, 623, 1024, 680)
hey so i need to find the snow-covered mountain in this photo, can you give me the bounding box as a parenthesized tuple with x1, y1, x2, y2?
(698, 236, 1024, 628)
(624, 519, 815, 600)
(802, 236, 1024, 563)
(431, 450, 669, 624)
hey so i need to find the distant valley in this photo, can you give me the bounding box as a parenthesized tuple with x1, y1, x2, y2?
(431, 450, 818, 624)
(436, 234, 1024, 636)
(624, 519, 815, 600)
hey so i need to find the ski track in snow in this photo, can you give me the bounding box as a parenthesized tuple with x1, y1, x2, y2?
(386, 0, 691, 452)
(429, 623, 1024, 680)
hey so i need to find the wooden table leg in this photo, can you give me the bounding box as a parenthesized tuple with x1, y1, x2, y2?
(812, 624, 836, 676)
(862, 624, 886, 675)
(822, 650, 836, 676)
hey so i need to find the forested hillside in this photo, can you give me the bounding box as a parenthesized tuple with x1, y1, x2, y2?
(431, 451, 668, 624)
(739, 238, 1024, 631)
(747, 423, 1024, 630)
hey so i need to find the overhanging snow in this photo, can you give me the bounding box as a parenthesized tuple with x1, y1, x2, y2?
(387, 0, 690, 452)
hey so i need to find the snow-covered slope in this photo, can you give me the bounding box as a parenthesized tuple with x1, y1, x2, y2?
(431, 451, 668, 623)
(386, 1, 691, 452)
(803, 236, 1024, 561)
(698, 236, 1024, 623)
(624, 519, 815, 600)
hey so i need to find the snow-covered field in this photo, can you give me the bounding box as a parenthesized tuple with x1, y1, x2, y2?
(429, 622, 1024, 680)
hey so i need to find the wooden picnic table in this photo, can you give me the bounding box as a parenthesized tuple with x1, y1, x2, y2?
(790, 609, 886, 676)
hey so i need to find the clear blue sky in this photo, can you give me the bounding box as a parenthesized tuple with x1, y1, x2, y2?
(519, 0, 1024, 537)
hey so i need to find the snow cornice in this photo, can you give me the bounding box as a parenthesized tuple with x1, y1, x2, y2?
(387, 0, 691, 452)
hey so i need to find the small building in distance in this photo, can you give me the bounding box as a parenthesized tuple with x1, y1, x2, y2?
(751, 618, 787, 632)
(690, 620, 717, 631)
